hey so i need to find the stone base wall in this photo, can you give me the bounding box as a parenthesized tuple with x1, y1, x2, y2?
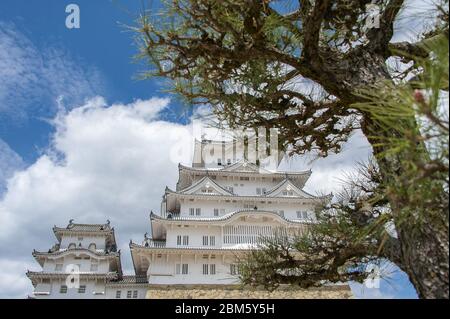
(146, 284, 353, 299)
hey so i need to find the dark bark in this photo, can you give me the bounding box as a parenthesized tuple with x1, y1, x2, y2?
(304, 43, 449, 298)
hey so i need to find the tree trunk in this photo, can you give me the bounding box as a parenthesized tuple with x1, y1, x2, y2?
(362, 114, 449, 299)
(311, 52, 449, 299)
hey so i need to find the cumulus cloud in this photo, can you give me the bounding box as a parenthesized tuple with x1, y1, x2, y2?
(0, 21, 106, 123)
(0, 96, 194, 298)
(0, 139, 24, 195)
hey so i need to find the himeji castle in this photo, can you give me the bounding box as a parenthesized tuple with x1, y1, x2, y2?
(27, 221, 148, 299)
(129, 138, 352, 299)
(28, 138, 352, 299)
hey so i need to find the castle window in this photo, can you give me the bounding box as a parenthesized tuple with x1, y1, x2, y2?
(213, 208, 219, 216)
(78, 285, 86, 293)
(210, 236, 215, 246)
(189, 208, 195, 216)
(202, 264, 209, 275)
(60, 285, 68, 294)
(182, 235, 189, 246)
(133, 290, 138, 298)
(177, 235, 181, 245)
(88, 243, 96, 251)
(230, 264, 240, 275)
(127, 290, 132, 298)
(210, 264, 216, 275)
(195, 208, 201, 216)
(115, 290, 121, 299)
(176, 263, 189, 275)
(202, 236, 209, 246)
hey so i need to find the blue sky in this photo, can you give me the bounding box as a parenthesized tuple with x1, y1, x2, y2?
(0, 0, 191, 164)
(0, 0, 421, 298)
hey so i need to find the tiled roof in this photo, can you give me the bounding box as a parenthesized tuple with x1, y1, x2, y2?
(151, 210, 313, 224)
(264, 178, 317, 198)
(26, 271, 118, 286)
(179, 163, 312, 176)
(165, 187, 322, 201)
(53, 221, 113, 233)
(177, 175, 234, 195)
(107, 275, 148, 285)
(130, 241, 253, 252)
(52, 220, 117, 244)
(32, 248, 120, 258)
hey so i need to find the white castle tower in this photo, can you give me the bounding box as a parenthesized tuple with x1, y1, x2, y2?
(130, 138, 352, 298)
(27, 220, 148, 299)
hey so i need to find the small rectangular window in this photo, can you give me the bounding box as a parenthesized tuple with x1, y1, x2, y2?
(183, 235, 189, 246)
(296, 211, 302, 218)
(230, 264, 240, 275)
(202, 264, 209, 275)
(182, 264, 189, 274)
(195, 208, 201, 216)
(133, 290, 138, 298)
(213, 208, 219, 216)
(116, 290, 121, 299)
(189, 208, 195, 216)
(176, 264, 181, 274)
(127, 290, 132, 298)
(60, 285, 67, 294)
(240, 177, 249, 181)
(210, 264, 216, 275)
(302, 211, 309, 219)
(210, 236, 215, 246)
(262, 188, 266, 194)
(78, 285, 86, 293)
(202, 236, 208, 246)
(177, 235, 182, 246)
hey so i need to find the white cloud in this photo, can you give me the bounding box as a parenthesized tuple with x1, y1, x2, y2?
(392, 0, 443, 43)
(0, 96, 194, 298)
(0, 21, 106, 123)
(278, 129, 373, 195)
(0, 139, 24, 195)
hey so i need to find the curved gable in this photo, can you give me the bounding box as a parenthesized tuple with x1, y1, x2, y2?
(265, 179, 315, 198)
(179, 176, 233, 196)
